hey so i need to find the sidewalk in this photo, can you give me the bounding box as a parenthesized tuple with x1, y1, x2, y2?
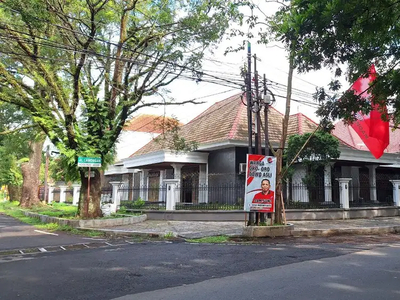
(94, 217, 400, 239)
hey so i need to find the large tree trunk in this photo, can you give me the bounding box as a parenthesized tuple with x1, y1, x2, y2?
(78, 168, 102, 219)
(20, 139, 45, 208)
(7, 184, 21, 201)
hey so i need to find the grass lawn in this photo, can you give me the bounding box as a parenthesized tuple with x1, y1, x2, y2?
(0, 201, 105, 237)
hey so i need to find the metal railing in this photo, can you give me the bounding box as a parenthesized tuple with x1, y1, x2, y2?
(175, 183, 244, 210)
(118, 185, 167, 210)
(99, 182, 396, 211)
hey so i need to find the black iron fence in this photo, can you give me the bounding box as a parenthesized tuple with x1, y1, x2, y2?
(284, 183, 341, 209)
(98, 182, 396, 211)
(175, 183, 244, 210)
(118, 185, 167, 210)
(348, 185, 394, 207)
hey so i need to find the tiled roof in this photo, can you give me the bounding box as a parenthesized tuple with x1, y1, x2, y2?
(123, 114, 182, 133)
(128, 94, 400, 157)
(287, 112, 319, 136)
(131, 94, 319, 157)
(332, 121, 400, 153)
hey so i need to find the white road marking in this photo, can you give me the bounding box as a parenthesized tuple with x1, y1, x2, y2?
(38, 248, 47, 252)
(60, 246, 66, 250)
(34, 230, 58, 236)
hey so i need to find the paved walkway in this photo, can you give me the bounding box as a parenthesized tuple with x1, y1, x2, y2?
(96, 217, 400, 239)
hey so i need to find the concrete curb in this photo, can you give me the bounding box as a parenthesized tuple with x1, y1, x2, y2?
(292, 225, 400, 237)
(79, 224, 400, 239)
(21, 211, 147, 228)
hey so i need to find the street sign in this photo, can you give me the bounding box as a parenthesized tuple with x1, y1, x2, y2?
(77, 156, 102, 167)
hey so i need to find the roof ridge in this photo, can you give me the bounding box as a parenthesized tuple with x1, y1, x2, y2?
(291, 112, 319, 126)
(297, 113, 303, 134)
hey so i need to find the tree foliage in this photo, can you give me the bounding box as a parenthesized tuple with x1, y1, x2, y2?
(153, 116, 198, 153)
(0, 0, 241, 217)
(274, 0, 400, 126)
(285, 131, 340, 186)
(0, 103, 38, 185)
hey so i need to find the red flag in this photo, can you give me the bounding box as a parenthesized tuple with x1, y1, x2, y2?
(350, 65, 389, 159)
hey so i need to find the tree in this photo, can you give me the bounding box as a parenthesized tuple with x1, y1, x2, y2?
(273, 0, 400, 126)
(285, 130, 340, 188)
(0, 103, 42, 205)
(0, 0, 241, 218)
(230, 1, 299, 224)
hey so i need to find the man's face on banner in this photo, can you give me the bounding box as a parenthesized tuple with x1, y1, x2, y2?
(261, 179, 270, 193)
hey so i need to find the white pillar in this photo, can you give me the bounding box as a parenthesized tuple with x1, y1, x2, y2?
(390, 180, 400, 207)
(48, 185, 55, 204)
(72, 184, 81, 206)
(164, 179, 179, 210)
(199, 164, 208, 203)
(139, 169, 149, 201)
(367, 165, 378, 202)
(171, 163, 184, 203)
(323, 163, 333, 203)
(158, 170, 166, 202)
(59, 185, 68, 203)
(336, 178, 352, 209)
(109, 181, 122, 213)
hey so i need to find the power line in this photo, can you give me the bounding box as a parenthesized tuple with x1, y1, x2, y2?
(0, 5, 245, 89)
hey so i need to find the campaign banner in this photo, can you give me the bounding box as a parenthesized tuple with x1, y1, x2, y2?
(244, 154, 277, 213)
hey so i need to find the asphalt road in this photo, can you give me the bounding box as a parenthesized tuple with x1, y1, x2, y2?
(116, 244, 400, 300)
(0, 213, 97, 251)
(1, 233, 400, 300)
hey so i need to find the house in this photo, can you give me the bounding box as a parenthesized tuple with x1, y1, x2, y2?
(103, 114, 181, 197)
(105, 93, 400, 208)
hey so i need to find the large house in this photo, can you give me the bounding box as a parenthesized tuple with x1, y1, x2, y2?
(105, 93, 400, 207)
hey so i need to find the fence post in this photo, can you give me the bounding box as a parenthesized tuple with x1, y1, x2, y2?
(72, 184, 81, 206)
(164, 179, 179, 211)
(109, 181, 122, 213)
(48, 185, 55, 204)
(59, 185, 68, 203)
(336, 178, 351, 209)
(389, 180, 400, 206)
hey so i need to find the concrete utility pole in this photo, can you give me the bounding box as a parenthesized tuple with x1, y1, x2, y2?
(253, 54, 262, 155)
(263, 74, 270, 156)
(246, 41, 253, 155)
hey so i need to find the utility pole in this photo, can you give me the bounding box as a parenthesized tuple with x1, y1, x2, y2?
(246, 42, 254, 226)
(246, 41, 253, 155)
(263, 74, 270, 156)
(253, 54, 262, 155)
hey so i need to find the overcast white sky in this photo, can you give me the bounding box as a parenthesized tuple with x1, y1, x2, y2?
(136, 1, 348, 124)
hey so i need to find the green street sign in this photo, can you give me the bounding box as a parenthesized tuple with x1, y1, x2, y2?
(78, 156, 102, 168)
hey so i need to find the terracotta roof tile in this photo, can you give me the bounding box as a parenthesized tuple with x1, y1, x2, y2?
(123, 114, 182, 133)
(129, 99, 400, 157)
(332, 121, 400, 153)
(131, 94, 311, 157)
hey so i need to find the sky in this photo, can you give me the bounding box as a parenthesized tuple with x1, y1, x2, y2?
(135, 1, 348, 124)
